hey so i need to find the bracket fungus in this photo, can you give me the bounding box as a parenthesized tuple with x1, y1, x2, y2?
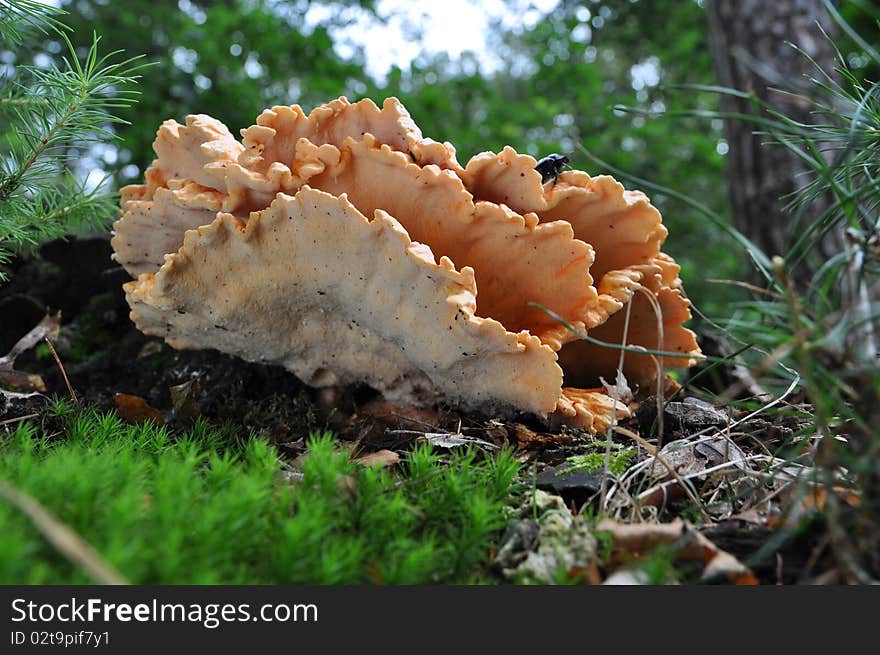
(113, 96, 701, 432)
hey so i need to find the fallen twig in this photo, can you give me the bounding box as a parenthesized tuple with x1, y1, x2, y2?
(0, 479, 128, 585)
(0, 413, 38, 427)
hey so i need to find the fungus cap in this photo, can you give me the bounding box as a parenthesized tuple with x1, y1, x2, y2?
(125, 187, 565, 417)
(114, 96, 700, 431)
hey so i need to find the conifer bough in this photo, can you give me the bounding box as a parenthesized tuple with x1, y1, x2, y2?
(0, 1, 144, 275)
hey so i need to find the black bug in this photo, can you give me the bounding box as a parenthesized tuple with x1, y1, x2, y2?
(535, 153, 570, 185)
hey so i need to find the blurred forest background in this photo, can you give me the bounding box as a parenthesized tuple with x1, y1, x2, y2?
(1, 0, 878, 315)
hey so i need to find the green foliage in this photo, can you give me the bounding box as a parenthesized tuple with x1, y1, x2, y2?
(0, 1, 143, 277)
(636, 544, 678, 585)
(27, 0, 375, 187)
(6, 0, 738, 311)
(0, 405, 520, 584)
(694, 4, 880, 376)
(660, 4, 880, 581)
(0, 0, 64, 45)
(560, 442, 635, 476)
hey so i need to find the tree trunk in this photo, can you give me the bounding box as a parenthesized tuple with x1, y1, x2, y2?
(706, 0, 841, 283)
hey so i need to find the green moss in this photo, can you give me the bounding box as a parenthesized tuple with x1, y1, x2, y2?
(0, 404, 520, 584)
(560, 442, 637, 476)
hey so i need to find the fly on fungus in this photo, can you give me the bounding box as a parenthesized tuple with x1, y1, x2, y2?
(535, 153, 570, 185)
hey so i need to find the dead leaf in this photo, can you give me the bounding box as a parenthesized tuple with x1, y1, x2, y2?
(567, 561, 603, 585)
(0, 313, 61, 392)
(597, 518, 758, 584)
(600, 370, 633, 406)
(649, 437, 748, 479)
(640, 436, 751, 507)
(337, 473, 358, 500)
(497, 421, 575, 450)
(0, 369, 46, 392)
(354, 449, 400, 468)
(170, 378, 201, 419)
(113, 393, 165, 425)
(417, 431, 499, 450)
(357, 399, 442, 427)
(767, 484, 862, 528)
(136, 340, 163, 359)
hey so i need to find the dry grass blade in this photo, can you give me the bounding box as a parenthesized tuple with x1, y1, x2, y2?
(600, 298, 634, 511)
(705, 278, 784, 300)
(43, 337, 77, 403)
(0, 479, 129, 585)
(634, 283, 666, 441)
(605, 370, 802, 518)
(613, 426, 656, 455)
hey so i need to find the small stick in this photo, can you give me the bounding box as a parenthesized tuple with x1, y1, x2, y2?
(0, 413, 39, 427)
(0, 479, 128, 585)
(44, 337, 77, 403)
(613, 426, 656, 455)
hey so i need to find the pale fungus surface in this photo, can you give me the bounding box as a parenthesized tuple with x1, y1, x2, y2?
(113, 96, 701, 432)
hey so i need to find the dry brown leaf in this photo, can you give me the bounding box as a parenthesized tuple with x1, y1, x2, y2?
(597, 518, 758, 585)
(170, 378, 201, 419)
(136, 340, 164, 359)
(567, 561, 603, 585)
(0, 313, 61, 392)
(506, 422, 576, 450)
(354, 449, 400, 468)
(357, 400, 443, 428)
(767, 484, 862, 528)
(0, 369, 46, 393)
(113, 393, 165, 425)
(639, 436, 751, 507)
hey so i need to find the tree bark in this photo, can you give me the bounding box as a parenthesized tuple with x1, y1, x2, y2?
(706, 0, 841, 283)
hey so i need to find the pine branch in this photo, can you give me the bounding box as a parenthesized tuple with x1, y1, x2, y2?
(0, 3, 146, 281)
(0, 32, 145, 199)
(0, 0, 66, 46)
(0, 174, 119, 276)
